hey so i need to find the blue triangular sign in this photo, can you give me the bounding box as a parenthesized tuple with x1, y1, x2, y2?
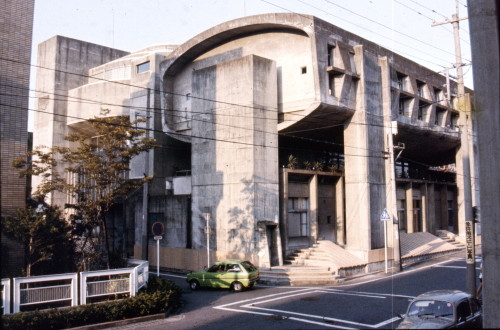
(380, 208, 391, 221)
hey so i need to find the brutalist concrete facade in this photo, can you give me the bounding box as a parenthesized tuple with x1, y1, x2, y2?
(32, 13, 476, 270)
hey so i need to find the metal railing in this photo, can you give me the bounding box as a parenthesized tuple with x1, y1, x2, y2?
(13, 273, 78, 314)
(3, 259, 148, 315)
(1, 278, 11, 314)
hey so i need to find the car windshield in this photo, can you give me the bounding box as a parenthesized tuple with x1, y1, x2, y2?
(241, 261, 257, 272)
(408, 300, 454, 319)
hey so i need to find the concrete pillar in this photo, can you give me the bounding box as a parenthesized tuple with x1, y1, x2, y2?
(309, 174, 318, 244)
(427, 184, 436, 234)
(335, 176, 345, 246)
(344, 46, 387, 256)
(190, 55, 279, 265)
(440, 185, 448, 230)
(468, 2, 500, 326)
(280, 169, 289, 257)
(421, 184, 429, 232)
(405, 184, 414, 233)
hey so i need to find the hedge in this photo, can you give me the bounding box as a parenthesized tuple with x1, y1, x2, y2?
(1, 277, 181, 330)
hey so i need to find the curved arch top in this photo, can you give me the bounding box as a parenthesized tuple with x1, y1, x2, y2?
(160, 13, 314, 78)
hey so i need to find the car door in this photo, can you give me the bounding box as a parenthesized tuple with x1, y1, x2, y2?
(221, 263, 243, 288)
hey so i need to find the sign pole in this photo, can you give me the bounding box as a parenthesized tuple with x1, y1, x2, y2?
(380, 208, 391, 273)
(157, 239, 160, 277)
(384, 220, 388, 273)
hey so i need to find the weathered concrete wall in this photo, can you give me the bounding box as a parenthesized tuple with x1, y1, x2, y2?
(190, 55, 279, 266)
(167, 30, 313, 138)
(33, 36, 129, 206)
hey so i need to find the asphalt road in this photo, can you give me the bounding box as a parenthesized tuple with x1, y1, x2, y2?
(110, 251, 480, 330)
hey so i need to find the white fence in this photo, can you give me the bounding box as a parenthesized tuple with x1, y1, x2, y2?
(1, 259, 148, 315)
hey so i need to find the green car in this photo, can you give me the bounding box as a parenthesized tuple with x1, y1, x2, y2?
(186, 260, 260, 292)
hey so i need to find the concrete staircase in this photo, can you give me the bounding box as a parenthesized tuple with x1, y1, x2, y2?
(436, 230, 466, 248)
(259, 240, 367, 286)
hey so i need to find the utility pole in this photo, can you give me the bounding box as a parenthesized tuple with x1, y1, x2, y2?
(141, 88, 151, 261)
(432, 0, 475, 295)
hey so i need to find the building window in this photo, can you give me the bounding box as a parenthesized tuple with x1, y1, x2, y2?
(186, 93, 191, 100)
(349, 52, 356, 74)
(301, 66, 307, 74)
(450, 113, 459, 128)
(416, 80, 426, 98)
(136, 61, 150, 74)
(327, 44, 335, 67)
(447, 200, 454, 228)
(435, 107, 446, 126)
(399, 98, 411, 116)
(433, 87, 443, 102)
(288, 197, 309, 237)
(397, 72, 408, 91)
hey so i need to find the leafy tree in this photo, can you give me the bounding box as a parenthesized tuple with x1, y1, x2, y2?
(14, 111, 155, 270)
(2, 197, 75, 276)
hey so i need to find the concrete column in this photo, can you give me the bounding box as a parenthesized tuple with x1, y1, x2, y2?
(405, 184, 414, 233)
(309, 174, 318, 244)
(427, 184, 436, 234)
(468, 2, 500, 326)
(191, 55, 279, 264)
(440, 185, 448, 230)
(335, 176, 345, 246)
(344, 46, 387, 256)
(280, 169, 289, 257)
(421, 184, 428, 233)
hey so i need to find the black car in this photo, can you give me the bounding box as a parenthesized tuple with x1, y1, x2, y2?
(397, 290, 481, 329)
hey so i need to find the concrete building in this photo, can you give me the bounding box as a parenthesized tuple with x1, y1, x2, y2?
(33, 13, 476, 273)
(0, 0, 35, 277)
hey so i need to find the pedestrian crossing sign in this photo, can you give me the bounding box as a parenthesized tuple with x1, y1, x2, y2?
(380, 208, 391, 221)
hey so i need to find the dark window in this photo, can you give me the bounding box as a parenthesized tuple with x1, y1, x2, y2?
(301, 66, 307, 74)
(457, 300, 471, 322)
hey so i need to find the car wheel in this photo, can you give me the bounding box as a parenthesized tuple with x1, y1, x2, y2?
(232, 281, 244, 292)
(189, 280, 200, 291)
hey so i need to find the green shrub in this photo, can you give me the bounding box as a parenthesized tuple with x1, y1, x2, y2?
(1, 278, 181, 330)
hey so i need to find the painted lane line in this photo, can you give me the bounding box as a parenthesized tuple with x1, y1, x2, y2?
(238, 290, 322, 306)
(433, 265, 482, 270)
(213, 288, 314, 309)
(214, 305, 273, 317)
(320, 288, 415, 299)
(373, 316, 403, 328)
(244, 305, 382, 329)
(316, 290, 386, 299)
(288, 316, 355, 329)
(159, 272, 186, 279)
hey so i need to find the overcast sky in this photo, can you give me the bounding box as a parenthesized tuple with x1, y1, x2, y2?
(29, 0, 473, 128)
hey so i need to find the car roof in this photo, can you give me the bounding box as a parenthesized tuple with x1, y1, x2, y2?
(214, 259, 247, 264)
(414, 290, 471, 303)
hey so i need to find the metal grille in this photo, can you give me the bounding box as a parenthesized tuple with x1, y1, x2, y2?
(87, 278, 130, 297)
(20, 284, 71, 305)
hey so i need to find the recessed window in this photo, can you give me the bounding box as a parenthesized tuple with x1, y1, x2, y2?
(301, 66, 307, 74)
(349, 52, 356, 74)
(417, 80, 426, 98)
(136, 61, 150, 74)
(327, 44, 335, 66)
(397, 72, 408, 91)
(186, 93, 191, 100)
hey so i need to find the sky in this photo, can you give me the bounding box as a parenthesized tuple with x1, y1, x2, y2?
(29, 0, 473, 129)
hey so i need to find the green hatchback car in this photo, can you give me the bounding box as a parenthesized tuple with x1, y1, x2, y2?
(186, 260, 260, 292)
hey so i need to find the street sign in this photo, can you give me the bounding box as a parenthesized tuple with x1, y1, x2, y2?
(154, 235, 162, 240)
(465, 220, 474, 264)
(151, 222, 164, 236)
(380, 208, 391, 221)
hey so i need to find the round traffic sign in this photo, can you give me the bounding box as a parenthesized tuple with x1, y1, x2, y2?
(151, 222, 164, 236)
